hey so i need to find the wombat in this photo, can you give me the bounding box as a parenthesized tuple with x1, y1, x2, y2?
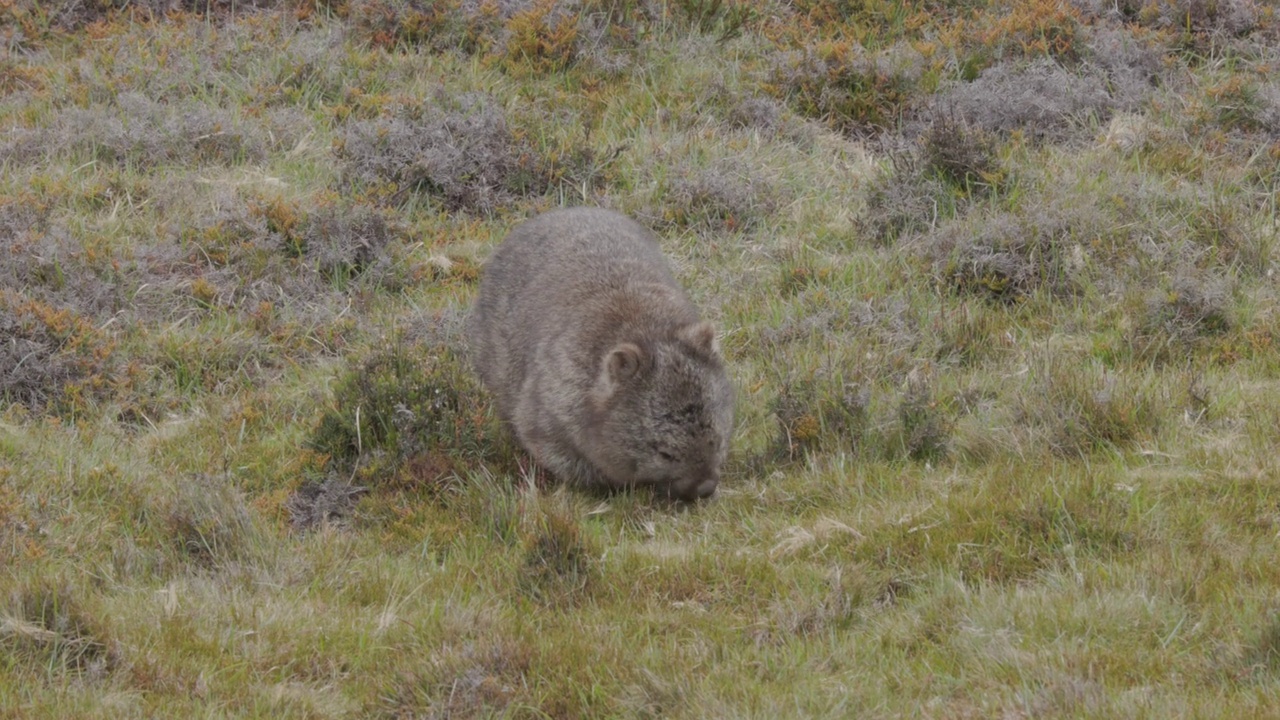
(468, 207, 734, 500)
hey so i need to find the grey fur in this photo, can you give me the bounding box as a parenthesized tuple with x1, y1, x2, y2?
(469, 207, 734, 500)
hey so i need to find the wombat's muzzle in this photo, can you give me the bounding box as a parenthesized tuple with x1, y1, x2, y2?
(671, 477, 718, 501)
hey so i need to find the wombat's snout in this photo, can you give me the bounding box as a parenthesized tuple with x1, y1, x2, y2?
(672, 476, 718, 501)
(693, 478, 718, 499)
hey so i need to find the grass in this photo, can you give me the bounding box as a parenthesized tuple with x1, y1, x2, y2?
(3, 0, 1280, 716)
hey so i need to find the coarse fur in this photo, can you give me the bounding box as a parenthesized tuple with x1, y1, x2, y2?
(469, 207, 734, 500)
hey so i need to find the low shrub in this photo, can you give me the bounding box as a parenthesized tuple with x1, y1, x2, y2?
(0, 291, 117, 413)
(336, 92, 550, 213)
(307, 331, 513, 494)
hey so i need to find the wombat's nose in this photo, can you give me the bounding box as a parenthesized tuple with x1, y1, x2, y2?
(670, 477, 717, 501)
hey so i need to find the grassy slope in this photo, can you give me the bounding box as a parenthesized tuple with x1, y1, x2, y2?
(3, 0, 1280, 717)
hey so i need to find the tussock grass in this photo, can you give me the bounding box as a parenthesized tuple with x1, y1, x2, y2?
(4, 1, 1280, 716)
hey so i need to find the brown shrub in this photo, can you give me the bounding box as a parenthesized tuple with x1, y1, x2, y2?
(336, 92, 550, 213)
(1082, 25, 1166, 110)
(297, 200, 399, 283)
(286, 476, 370, 530)
(1017, 358, 1162, 456)
(0, 93, 270, 168)
(0, 291, 117, 413)
(0, 228, 125, 320)
(769, 375, 869, 464)
(962, 0, 1086, 67)
(174, 190, 409, 319)
(2, 0, 299, 36)
(921, 109, 1003, 191)
(2, 578, 118, 678)
(767, 40, 928, 133)
(1144, 0, 1264, 38)
(1131, 270, 1235, 362)
(348, 0, 651, 76)
(936, 59, 1116, 141)
(656, 157, 780, 233)
(726, 95, 784, 133)
(920, 203, 1094, 301)
(858, 150, 956, 246)
(164, 474, 262, 569)
(306, 331, 514, 493)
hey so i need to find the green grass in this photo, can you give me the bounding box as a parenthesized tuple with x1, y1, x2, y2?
(3, 0, 1280, 716)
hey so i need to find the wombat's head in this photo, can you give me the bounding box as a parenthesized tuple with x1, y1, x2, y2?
(587, 321, 734, 501)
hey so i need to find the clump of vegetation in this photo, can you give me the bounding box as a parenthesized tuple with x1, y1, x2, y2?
(857, 109, 1006, 245)
(767, 40, 930, 133)
(725, 94, 790, 135)
(775, 253, 835, 296)
(923, 204, 1087, 301)
(893, 375, 950, 462)
(1195, 74, 1280, 135)
(178, 194, 275, 271)
(930, 301, 1008, 367)
(346, 0, 476, 53)
(858, 152, 955, 245)
(307, 333, 511, 494)
(296, 199, 400, 283)
(172, 190, 412, 326)
(494, 0, 583, 75)
(957, 0, 1086, 70)
(920, 109, 1004, 193)
(1146, 271, 1234, 338)
(0, 229, 125, 320)
(285, 475, 370, 530)
(378, 636, 537, 718)
(3, 0, 298, 35)
(2, 578, 118, 678)
(1132, 270, 1235, 362)
(348, 0, 577, 66)
(518, 498, 599, 604)
(669, 0, 759, 41)
(347, 0, 754, 70)
(658, 157, 779, 232)
(351, 0, 593, 74)
(937, 59, 1116, 141)
(1081, 25, 1165, 109)
(336, 92, 550, 213)
(1017, 357, 1162, 456)
(769, 375, 869, 463)
(1138, 0, 1269, 42)
(0, 93, 271, 168)
(0, 291, 117, 413)
(775, 0, 942, 53)
(163, 474, 263, 569)
(0, 193, 50, 241)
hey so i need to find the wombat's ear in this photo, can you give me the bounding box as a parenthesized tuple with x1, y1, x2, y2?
(596, 342, 646, 400)
(677, 321, 719, 357)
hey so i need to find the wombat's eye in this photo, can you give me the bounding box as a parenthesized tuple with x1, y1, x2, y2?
(657, 450, 676, 462)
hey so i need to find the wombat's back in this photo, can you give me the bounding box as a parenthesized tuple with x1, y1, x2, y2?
(469, 207, 685, 399)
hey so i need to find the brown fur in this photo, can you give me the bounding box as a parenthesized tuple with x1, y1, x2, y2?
(468, 207, 734, 500)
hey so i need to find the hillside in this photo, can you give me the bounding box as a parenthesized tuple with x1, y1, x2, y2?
(3, 0, 1280, 716)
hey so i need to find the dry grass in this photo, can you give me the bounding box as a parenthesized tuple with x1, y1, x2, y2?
(4, 2, 1280, 717)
